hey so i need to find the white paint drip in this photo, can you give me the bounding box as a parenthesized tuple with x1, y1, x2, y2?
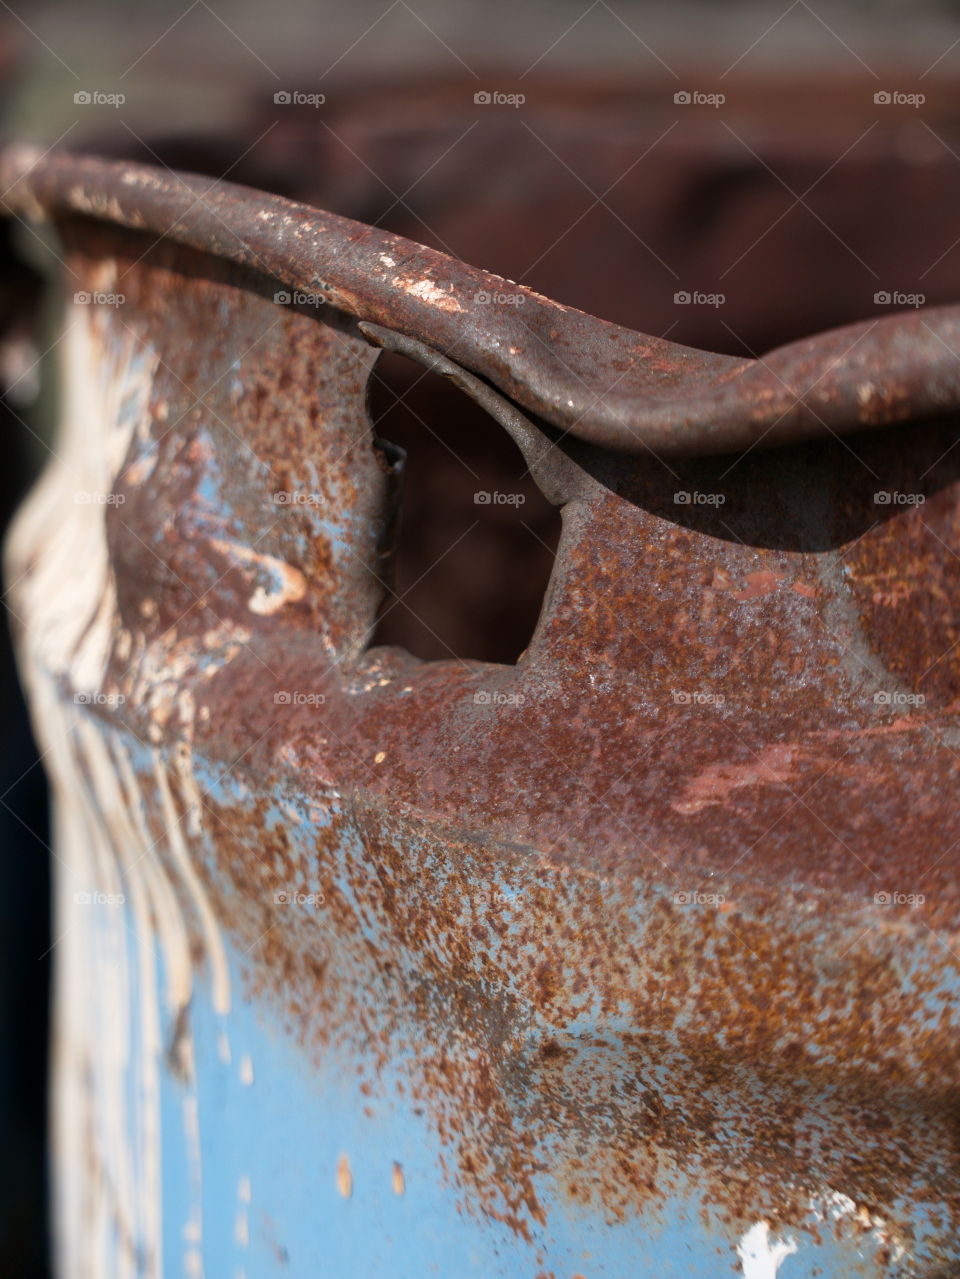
(217, 1031, 232, 1065)
(808, 1191, 907, 1265)
(7, 301, 166, 1279)
(6, 297, 237, 1278)
(234, 1179, 250, 1250)
(183, 1095, 205, 1277)
(153, 758, 231, 1016)
(737, 1221, 798, 1278)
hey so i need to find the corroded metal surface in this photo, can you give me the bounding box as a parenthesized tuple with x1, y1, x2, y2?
(6, 146, 960, 455)
(4, 149, 960, 1276)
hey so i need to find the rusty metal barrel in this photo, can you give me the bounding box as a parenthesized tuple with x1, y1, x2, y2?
(4, 134, 960, 1278)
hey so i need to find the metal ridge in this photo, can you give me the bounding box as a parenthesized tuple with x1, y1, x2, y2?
(2, 143, 959, 456)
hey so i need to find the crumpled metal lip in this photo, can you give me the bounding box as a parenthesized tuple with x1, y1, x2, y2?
(2, 144, 958, 457)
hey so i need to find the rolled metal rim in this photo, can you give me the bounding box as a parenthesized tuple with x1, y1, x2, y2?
(2, 143, 960, 456)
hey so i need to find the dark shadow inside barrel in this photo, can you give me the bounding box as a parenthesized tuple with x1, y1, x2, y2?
(366, 351, 562, 664)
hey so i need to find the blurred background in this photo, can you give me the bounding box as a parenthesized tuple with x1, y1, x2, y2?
(5, 0, 960, 1272)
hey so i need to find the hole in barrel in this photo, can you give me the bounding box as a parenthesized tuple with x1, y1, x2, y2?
(367, 350, 561, 665)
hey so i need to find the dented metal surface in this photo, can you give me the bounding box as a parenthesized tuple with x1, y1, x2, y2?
(4, 150, 960, 1276)
(7, 147, 960, 455)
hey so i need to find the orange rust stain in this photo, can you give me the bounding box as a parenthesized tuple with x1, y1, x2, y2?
(336, 1153, 352, 1199)
(733, 570, 783, 600)
(670, 742, 803, 814)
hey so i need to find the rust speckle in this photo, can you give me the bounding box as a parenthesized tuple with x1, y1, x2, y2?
(336, 1154, 353, 1199)
(732, 570, 783, 600)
